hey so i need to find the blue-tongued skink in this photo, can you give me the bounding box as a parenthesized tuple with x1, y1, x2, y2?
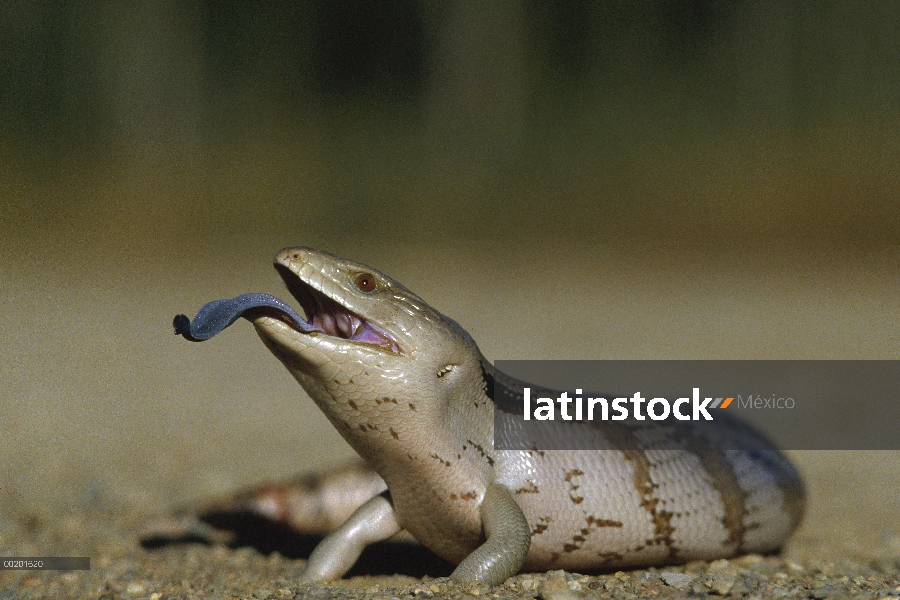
(170, 247, 805, 586)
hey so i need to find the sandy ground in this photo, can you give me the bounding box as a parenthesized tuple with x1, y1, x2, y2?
(1, 241, 898, 599)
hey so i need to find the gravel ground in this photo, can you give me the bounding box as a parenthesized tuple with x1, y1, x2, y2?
(1, 501, 899, 600)
(2, 245, 898, 599)
(1, 439, 898, 599)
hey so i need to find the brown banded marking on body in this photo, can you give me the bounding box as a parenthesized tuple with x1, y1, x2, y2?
(675, 434, 748, 553)
(595, 423, 680, 558)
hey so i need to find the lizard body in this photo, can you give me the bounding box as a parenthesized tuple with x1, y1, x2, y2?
(172, 247, 805, 585)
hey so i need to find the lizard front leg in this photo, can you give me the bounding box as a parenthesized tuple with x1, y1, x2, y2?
(299, 490, 402, 582)
(450, 482, 531, 586)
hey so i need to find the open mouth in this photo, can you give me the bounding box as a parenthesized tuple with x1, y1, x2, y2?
(274, 264, 401, 353)
(173, 268, 401, 354)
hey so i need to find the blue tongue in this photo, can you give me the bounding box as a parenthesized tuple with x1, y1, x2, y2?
(174, 293, 315, 341)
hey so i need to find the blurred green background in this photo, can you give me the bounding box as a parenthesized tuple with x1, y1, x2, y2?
(0, 1, 898, 561)
(3, 0, 899, 252)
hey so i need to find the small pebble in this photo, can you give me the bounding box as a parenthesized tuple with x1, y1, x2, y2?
(707, 575, 736, 595)
(538, 574, 578, 600)
(126, 581, 146, 594)
(660, 572, 694, 590)
(809, 584, 844, 598)
(637, 571, 660, 583)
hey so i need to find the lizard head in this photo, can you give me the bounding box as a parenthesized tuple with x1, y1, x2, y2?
(253, 247, 488, 443)
(173, 246, 487, 442)
(262, 247, 408, 357)
(256, 246, 478, 361)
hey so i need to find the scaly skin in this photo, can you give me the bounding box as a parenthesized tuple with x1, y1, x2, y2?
(183, 247, 806, 585)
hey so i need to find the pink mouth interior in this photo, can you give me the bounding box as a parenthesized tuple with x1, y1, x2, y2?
(307, 298, 400, 353)
(276, 264, 401, 354)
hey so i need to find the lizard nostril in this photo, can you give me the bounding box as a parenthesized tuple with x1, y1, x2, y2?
(275, 247, 308, 266)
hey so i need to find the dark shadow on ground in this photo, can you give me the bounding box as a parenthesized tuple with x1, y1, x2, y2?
(140, 510, 456, 579)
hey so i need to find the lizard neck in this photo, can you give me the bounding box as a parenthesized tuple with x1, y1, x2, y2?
(285, 346, 496, 483)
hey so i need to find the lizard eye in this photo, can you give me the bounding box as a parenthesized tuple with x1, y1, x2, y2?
(355, 273, 376, 293)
